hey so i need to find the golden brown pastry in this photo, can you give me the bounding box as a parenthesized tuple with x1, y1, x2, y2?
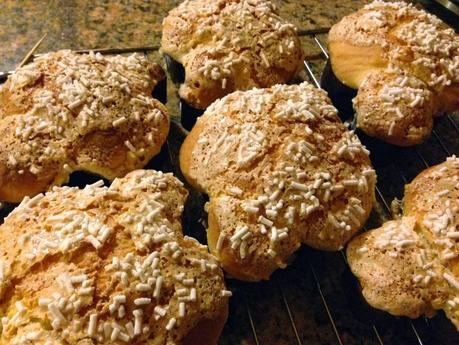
(348, 156, 459, 330)
(0, 169, 230, 344)
(353, 69, 437, 146)
(328, 0, 459, 145)
(161, 0, 304, 110)
(0, 50, 169, 203)
(180, 82, 376, 281)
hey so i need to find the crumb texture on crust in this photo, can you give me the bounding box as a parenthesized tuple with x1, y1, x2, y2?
(180, 82, 376, 281)
(347, 156, 459, 330)
(0, 169, 229, 345)
(354, 69, 436, 146)
(161, 0, 304, 110)
(329, 0, 459, 145)
(0, 50, 170, 203)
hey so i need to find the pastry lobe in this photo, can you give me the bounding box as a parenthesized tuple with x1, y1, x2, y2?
(0, 50, 169, 203)
(328, 0, 459, 145)
(347, 217, 442, 318)
(0, 170, 229, 344)
(348, 157, 459, 330)
(180, 82, 376, 281)
(354, 70, 436, 146)
(162, 0, 304, 109)
(329, 0, 459, 94)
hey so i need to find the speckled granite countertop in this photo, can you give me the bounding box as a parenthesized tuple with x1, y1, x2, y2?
(1, 1, 459, 345)
(1, 0, 372, 121)
(9, 2, 457, 345)
(0, 0, 369, 72)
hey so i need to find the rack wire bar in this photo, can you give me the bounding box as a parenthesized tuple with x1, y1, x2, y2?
(308, 260, 345, 345)
(447, 116, 459, 133)
(299, 33, 455, 345)
(0, 21, 456, 345)
(244, 293, 261, 345)
(275, 279, 303, 345)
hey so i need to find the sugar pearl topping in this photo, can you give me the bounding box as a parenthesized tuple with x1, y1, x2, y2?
(351, 156, 459, 328)
(1, 50, 168, 185)
(355, 68, 435, 140)
(349, 1, 458, 90)
(186, 82, 375, 279)
(0, 170, 229, 344)
(162, 0, 303, 107)
(377, 71, 430, 111)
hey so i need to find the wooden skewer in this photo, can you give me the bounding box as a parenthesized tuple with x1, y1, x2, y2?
(32, 45, 160, 57)
(0, 33, 48, 82)
(1, 27, 332, 83)
(17, 32, 48, 68)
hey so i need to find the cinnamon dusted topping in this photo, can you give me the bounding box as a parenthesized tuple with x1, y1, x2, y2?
(181, 82, 375, 280)
(0, 50, 169, 203)
(162, 0, 303, 109)
(0, 170, 229, 344)
(348, 156, 459, 330)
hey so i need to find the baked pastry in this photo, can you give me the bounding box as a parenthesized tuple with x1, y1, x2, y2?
(161, 0, 304, 111)
(0, 169, 230, 344)
(347, 156, 459, 330)
(327, 0, 459, 146)
(0, 50, 169, 203)
(353, 69, 437, 146)
(180, 82, 376, 281)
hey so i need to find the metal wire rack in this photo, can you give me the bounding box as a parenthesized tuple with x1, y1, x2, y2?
(218, 28, 458, 345)
(0, 51, 456, 345)
(0, 9, 458, 345)
(206, 32, 457, 344)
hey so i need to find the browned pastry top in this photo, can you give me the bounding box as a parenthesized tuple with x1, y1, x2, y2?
(180, 82, 376, 281)
(161, 0, 304, 109)
(0, 50, 169, 203)
(328, 0, 458, 145)
(0, 169, 229, 344)
(353, 69, 437, 146)
(329, 0, 459, 92)
(348, 156, 459, 330)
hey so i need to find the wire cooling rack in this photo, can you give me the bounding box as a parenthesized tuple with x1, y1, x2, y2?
(0, 6, 458, 345)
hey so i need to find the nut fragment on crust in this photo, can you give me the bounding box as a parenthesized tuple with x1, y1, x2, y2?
(180, 82, 376, 281)
(347, 156, 459, 330)
(328, 0, 459, 145)
(0, 169, 229, 344)
(0, 50, 170, 203)
(161, 0, 304, 109)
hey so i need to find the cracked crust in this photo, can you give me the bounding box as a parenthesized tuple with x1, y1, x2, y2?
(354, 70, 436, 146)
(0, 50, 169, 203)
(161, 0, 303, 110)
(180, 83, 375, 281)
(0, 169, 229, 344)
(347, 157, 459, 330)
